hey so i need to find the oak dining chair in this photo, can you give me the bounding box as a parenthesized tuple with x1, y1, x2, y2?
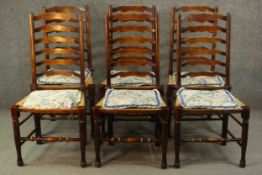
(173, 12, 250, 168)
(167, 5, 220, 136)
(93, 5, 168, 168)
(11, 11, 87, 167)
(41, 5, 96, 137)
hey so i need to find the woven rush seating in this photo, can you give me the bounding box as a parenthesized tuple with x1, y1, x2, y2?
(10, 8, 88, 167)
(173, 11, 250, 168)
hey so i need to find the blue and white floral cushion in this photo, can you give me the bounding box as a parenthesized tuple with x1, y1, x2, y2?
(173, 72, 224, 87)
(23, 90, 82, 109)
(111, 76, 155, 86)
(103, 89, 162, 109)
(177, 88, 239, 109)
(110, 70, 155, 86)
(37, 69, 91, 85)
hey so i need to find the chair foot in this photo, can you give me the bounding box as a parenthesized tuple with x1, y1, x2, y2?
(108, 141, 114, 146)
(239, 160, 246, 168)
(81, 161, 87, 168)
(220, 141, 227, 146)
(168, 133, 172, 139)
(161, 162, 167, 169)
(155, 142, 160, 147)
(36, 141, 44, 145)
(174, 161, 180, 168)
(95, 161, 101, 168)
(17, 160, 24, 166)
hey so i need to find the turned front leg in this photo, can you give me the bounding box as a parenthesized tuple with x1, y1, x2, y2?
(79, 108, 87, 167)
(161, 109, 168, 169)
(93, 108, 101, 167)
(11, 106, 23, 166)
(239, 108, 250, 168)
(174, 107, 181, 168)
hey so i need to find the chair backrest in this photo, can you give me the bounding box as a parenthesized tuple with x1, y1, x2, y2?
(42, 6, 92, 70)
(169, 6, 218, 75)
(29, 11, 86, 90)
(105, 5, 160, 89)
(176, 12, 231, 90)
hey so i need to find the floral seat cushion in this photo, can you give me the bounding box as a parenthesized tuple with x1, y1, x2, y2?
(111, 76, 155, 86)
(37, 69, 91, 85)
(110, 70, 155, 86)
(173, 72, 224, 87)
(177, 88, 239, 109)
(103, 89, 162, 109)
(23, 90, 82, 109)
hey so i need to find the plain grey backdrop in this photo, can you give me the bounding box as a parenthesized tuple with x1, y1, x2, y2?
(0, 0, 262, 109)
(0, 0, 262, 175)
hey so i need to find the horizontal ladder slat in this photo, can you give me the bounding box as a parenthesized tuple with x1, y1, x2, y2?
(181, 57, 226, 67)
(181, 26, 226, 33)
(35, 47, 80, 56)
(110, 13, 154, 22)
(36, 58, 80, 66)
(185, 13, 227, 22)
(112, 46, 154, 56)
(111, 25, 155, 33)
(181, 37, 226, 44)
(35, 36, 79, 44)
(34, 13, 79, 22)
(112, 57, 155, 67)
(45, 6, 84, 13)
(181, 47, 226, 56)
(178, 6, 216, 12)
(34, 25, 79, 33)
(112, 6, 153, 13)
(44, 70, 80, 77)
(111, 36, 154, 44)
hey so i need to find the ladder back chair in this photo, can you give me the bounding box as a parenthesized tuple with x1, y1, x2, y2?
(93, 5, 168, 168)
(36, 5, 96, 137)
(10, 11, 87, 167)
(167, 5, 220, 136)
(99, 5, 163, 144)
(173, 12, 250, 168)
(98, 5, 162, 96)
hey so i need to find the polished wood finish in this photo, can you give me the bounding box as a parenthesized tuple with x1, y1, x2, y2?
(30, 9, 87, 90)
(11, 94, 86, 167)
(93, 5, 168, 169)
(167, 6, 219, 136)
(173, 12, 250, 168)
(11, 8, 89, 167)
(175, 12, 230, 89)
(41, 6, 96, 137)
(105, 5, 160, 88)
(43, 5, 92, 69)
(168, 5, 218, 74)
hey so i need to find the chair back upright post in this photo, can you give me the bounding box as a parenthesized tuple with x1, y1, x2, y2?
(105, 12, 111, 88)
(105, 5, 160, 90)
(85, 5, 92, 70)
(29, 11, 86, 91)
(79, 13, 86, 91)
(225, 13, 231, 89)
(169, 6, 219, 75)
(176, 12, 231, 90)
(29, 13, 37, 91)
